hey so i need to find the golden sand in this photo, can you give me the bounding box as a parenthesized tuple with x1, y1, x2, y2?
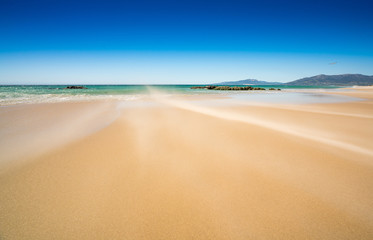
(0, 88, 372, 239)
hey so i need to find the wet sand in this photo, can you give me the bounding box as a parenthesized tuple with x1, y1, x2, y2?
(0, 88, 373, 239)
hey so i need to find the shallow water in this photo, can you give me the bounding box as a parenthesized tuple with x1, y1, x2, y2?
(0, 85, 356, 105)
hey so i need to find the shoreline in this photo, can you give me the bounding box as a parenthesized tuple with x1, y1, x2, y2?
(1, 85, 369, 106)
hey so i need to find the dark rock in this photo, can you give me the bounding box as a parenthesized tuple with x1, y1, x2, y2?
(64, 86, 88, 89)
(190, 85, 267, 91)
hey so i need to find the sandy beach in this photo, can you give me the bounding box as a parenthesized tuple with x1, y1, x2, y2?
(0, 88, 373, 239)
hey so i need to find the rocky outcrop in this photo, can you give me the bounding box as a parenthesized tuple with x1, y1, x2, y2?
(64, 86, 88, 89)
(191, 86, 280, 91)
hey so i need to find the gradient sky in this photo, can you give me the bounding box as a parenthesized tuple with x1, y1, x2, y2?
(1, 0, 373, 84)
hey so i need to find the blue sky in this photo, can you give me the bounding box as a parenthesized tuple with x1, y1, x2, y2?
(1, 0, 372, 84)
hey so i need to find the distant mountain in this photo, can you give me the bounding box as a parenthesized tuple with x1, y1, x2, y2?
(214, 79, 283, 85)
(213, 74, 373, 86)
(286, 74, 373, 86)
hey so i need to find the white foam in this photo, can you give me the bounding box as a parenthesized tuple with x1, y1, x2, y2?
(0, 94, 144, 106)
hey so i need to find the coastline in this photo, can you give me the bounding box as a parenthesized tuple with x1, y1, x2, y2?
(0, 87, 372, 239)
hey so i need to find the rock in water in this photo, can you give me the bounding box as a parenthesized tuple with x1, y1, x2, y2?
(64, 86, 88, 89)
(190, 85, 268, 90)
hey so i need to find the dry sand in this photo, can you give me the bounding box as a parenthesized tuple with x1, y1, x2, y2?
(0, 88, 373, 239)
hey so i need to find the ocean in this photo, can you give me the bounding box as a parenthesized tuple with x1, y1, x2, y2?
(0, 85, 351, 106)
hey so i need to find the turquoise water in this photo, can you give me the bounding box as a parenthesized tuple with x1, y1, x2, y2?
(0, 85, 348, 105)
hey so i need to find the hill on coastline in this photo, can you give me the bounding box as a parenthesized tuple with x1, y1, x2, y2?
(213, 79, 282, 85)
(213, 74, 373, 86)
(286, 74, 373, 86)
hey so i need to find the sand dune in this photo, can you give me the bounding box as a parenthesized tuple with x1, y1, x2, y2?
(0, 89, 373, 239)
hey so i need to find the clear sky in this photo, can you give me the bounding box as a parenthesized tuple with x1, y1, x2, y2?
(1, 0, 373, 84)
